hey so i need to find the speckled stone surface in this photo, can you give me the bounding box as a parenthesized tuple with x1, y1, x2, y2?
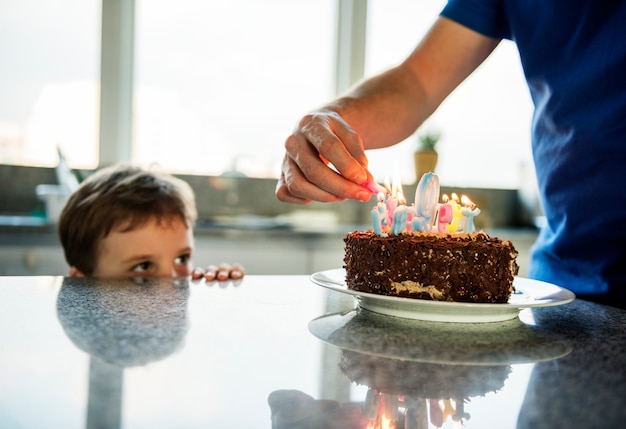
(1, 275, 624, 428)
(310, 301, 626, 427)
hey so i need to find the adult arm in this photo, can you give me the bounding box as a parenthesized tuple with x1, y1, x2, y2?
(276, 17, 500, 204)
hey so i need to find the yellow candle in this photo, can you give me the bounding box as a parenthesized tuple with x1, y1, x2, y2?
(447, 194, 463, 233)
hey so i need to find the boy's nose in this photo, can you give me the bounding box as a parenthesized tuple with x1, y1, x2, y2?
(154, 263, 177, 278)
(158, 263, 191, 278)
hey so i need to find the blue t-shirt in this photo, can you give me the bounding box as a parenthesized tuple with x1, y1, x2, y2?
(441, 0, 626, 304)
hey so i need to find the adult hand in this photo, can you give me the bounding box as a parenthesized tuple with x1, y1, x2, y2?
(268, 389, 367, 429)
(276, 110, 375, 204)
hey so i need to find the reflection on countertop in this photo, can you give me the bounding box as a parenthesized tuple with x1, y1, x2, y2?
(2, 275, 625, 429)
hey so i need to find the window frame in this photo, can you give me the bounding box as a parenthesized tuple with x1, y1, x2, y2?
(99, 0, 368, 168)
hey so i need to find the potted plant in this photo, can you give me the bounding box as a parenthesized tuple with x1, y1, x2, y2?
(413, 129, 441, 182)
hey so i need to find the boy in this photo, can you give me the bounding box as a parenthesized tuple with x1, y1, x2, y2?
(58, 164, 244, 280)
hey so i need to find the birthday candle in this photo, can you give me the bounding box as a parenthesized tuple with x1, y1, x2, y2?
(414, 172, 440, 232)
(460, 195, 481, 233)
(386, 195, 397, 226)
(362, 180, 387, 195)
(371, 208, 381, 234)
(370, 192, 388, 234)
(391, 202, 408, 235)
(437, 201, 452, 233)
(446, 193, 463, 233)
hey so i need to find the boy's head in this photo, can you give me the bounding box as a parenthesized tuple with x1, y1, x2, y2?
(58, 164, 197, 278)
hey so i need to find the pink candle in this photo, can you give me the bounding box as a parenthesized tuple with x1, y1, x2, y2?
(362, 180, 386, 195)
(386, 196, 397, 225)
(437, 202, 452, 233)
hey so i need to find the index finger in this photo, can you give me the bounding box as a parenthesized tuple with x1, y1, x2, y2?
(283, 134, 372, 202)
(300, 112, 371, 185)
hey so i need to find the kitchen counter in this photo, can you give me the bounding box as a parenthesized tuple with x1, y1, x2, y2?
(0, 275, 624, 428)
(0, 215, 539, 276)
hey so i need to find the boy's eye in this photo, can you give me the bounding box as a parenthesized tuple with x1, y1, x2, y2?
(132, 261, 153, 273)
(174, 254, 191, 265)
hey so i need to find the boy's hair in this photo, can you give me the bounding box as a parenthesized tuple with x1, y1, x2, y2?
(58, 164, 197, 276)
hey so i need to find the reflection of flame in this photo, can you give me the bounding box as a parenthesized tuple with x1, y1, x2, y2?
(381, 413, 394, 429)
(363, 389, 471, 429)
(366, 392, 396, 429)
(367, 413, 394, 429)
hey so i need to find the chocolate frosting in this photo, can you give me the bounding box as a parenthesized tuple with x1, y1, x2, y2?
(343, 230, 519, 303)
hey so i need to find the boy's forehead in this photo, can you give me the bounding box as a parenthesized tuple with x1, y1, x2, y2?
(98, 216, 193, 254)
(109, 214, 185, 235)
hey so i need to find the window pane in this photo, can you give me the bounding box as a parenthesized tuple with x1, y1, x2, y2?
(134, 0, 336, 177)
(365, 0, 533, 188)
(0, 0, 100, 168)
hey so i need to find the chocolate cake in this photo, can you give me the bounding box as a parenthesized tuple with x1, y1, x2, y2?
(343, 230, 519, 303)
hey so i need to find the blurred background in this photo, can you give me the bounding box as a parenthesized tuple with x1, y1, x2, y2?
(0, 0, 533, 185)
(0, 0, 541, 276)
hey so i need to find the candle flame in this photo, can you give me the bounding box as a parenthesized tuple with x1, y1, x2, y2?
(383, 177, 392, 194)
(392, 171, 402, 196)
(366, 412, 396, 429)
(397, 192, 406, 205)
(461, 194, 473, 207)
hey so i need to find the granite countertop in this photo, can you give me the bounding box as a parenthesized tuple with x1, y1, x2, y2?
(0, 275, 624, 428)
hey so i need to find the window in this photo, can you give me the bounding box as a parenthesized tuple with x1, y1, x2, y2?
(133, 0, 335, 177)
(364, 0, 534, 188)
(0, 0, 100, 168)
(1, 0, 533, 189)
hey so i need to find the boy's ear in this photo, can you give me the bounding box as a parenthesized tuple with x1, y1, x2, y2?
(69, 266, 86, 277)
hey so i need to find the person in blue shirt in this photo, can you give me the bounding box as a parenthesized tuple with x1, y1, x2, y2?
(276, 0, 626, 308)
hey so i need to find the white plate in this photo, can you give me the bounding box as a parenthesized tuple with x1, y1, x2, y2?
(310, 269, 575, 323)
(308, 309, 573, 364)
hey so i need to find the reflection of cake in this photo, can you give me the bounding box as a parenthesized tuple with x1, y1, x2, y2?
(339, 350, 511, 399)
(339, 350, 511, 427)
(343, 230, 519, 303)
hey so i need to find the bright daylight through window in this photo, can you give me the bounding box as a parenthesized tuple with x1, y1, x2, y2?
(0, 0, 100, 168)
(1, 0, 532, 188)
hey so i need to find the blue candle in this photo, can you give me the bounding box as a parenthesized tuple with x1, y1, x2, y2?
(371, 192, 388, 235)
(391, 204, 408, 235)
(414, 172, 440, 231)
(460, 195, 480, 233)
(411, 215, 430, 232)
(461, 206, 481, 233)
